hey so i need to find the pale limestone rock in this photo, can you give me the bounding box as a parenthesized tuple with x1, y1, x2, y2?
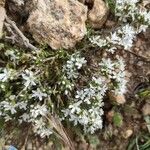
(88, 0, 109, 29)
(27, 0, 87, 50)
(142, 102, 150, 116)
(123, 129, 133, 139)
(109, 92, 126, 104)
(0, 6, 6, 38)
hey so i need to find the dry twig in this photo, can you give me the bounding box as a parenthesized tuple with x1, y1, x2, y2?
(47, 114, 75, 150)
(4, 16, 38, 51)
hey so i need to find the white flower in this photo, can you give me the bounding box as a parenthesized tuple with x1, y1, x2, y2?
(4, 115, 12, 122)
(67, 70, 79, 79)
(75, 88, 95, 104)
(19, 113, 30, 123)
(32, 88, 47, 101)
(0, 68, 12, 82)
(33, 118, 53, 138)
(137, 25, 148, 33)
(5, 50, 19, 62)
(69, 114, 79, 125)
(1, 101, 17, 114)
(115, 0, 139, 21)
(75, 90, 86, 100)
(69, 101, 82, 114)
(99, 58, 114, 71)
(22, 70, 36, 88)
(89, 36, 108, 47)
(63, 53, 86, 79)
(75, 57, 87, 69)
(92, 77, 103, 85)
(138, 9, 150, 24)
(30, 104, 48, 118)
(16, 101, 27, 110)
(109, 32, 121, 44)
(78, 110, 89, 125)
(107, 47, 117, 54)
(34, 118, 46, 129)
(99, 57, 127, 95)
(119, 24, 136, 49)
(37, 128, 53, 138)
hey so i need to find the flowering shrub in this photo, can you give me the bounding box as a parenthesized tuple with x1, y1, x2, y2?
(62, 76, 107, 133)
(0, 0, 149, 141)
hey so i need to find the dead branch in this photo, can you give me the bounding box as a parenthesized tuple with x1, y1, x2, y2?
(4, 16, 38, 51)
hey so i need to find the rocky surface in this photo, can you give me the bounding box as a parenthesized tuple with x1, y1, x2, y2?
(88, 0, 109, 29)
(0, 5, 6, 38)
(0, 0, 5, 6)
(27, 0, 87, 49)
(11, 0, 24, 6)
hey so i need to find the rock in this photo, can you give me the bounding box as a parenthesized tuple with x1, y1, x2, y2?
(27, 0, 87, 50)
(0, 0, 5, 7)
(0, 6, 6, 38)
(142, 102, 150, 115)
(78, 0, 86, 4)
(106, 110, 114, 123)
(88, 0, 109, 29)
(109, 92, 126, 104)
(78, 0, 93, 4)
(11, 0, 24, 6)
(123, 129, 133, 139)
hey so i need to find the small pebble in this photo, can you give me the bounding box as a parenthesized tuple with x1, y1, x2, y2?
(123, 129, 133, 139)
(142, 102, 150, 116)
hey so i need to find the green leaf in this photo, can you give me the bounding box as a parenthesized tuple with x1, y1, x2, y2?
(106, 0, 116, 13)
(113, 112, 123, 127)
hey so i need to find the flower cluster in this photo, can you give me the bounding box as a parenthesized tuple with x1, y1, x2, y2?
(0, 68, 16, 82)
(22, 70, 37, 89)
(0, 65, 53, 138)
(115, 0, 150, 30)
(99, 57, 127, 94)
(90, 0, 150, 52)
(59, 53, 86, 94)
(19, 103, 53, 138)
(90, 24, 136, 51)
(62, 56, 127, 133)
(33, 118, 53, 138)
(63, 53, 87, 79)
(115, 0, 139, 22)
(62, 76, 107, 133)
